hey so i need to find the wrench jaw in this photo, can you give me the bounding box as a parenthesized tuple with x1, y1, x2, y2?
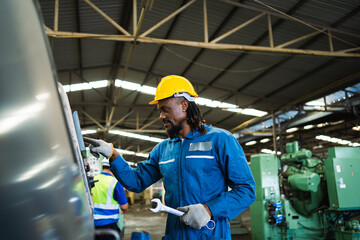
(149, 198, 162, 213)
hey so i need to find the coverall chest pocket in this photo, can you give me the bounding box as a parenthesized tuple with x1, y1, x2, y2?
(184, 152, 218, 194)
(185, 154, 216, 175)
(159, 154, 178, 185)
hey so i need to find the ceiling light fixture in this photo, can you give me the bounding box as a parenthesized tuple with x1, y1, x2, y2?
(245, 140, 257, 146)
(63, 80, 267, 117)
(63, 80, 108, 92)
(315, 135, 360, 147)
(225, 108, 267, 117)
(114, 148, 148, 160)
(286, 127, 298, 133)
(305, 99, 325, 106)
(109, 130, 163, 143)
(81, 129, 97, 135)
(261, 149, 281, 155)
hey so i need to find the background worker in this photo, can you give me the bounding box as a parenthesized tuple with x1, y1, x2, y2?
(92, 159, 128, 239)
(84, 75, 256, 239)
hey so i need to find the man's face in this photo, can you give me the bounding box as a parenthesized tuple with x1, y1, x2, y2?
(158, 98, 187, 138)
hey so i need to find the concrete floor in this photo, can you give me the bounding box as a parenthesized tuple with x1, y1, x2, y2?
(123, 202, 252, 240)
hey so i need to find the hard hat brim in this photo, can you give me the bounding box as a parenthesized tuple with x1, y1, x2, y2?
(149, 99, 158, 105)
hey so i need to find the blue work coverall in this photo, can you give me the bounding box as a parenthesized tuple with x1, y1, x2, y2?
(110, 125, 256, 239)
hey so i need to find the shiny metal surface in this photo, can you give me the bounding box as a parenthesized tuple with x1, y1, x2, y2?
(0, 1, 94, 239)
(58, 83, 94, 212)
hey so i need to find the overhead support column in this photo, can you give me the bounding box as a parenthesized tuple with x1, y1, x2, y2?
(272, 112, 277, 154)
(136, 111, 139, 129)
(54, 0, 59, 31)
(328, 30, 334, 52)
(203, 0, 208, 43)
(108, 5, 147, 127)
(267, 14, 274, 48)
(133, 0, 137, 34)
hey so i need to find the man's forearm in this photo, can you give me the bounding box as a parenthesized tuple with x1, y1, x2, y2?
(203, 204, 212, 218)
(110, 149, 119, 162)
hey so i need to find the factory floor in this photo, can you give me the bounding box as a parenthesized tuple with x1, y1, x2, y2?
(123, 202, 252, 240)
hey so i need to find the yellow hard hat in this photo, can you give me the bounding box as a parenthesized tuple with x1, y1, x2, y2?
(149, 75, 198, 104)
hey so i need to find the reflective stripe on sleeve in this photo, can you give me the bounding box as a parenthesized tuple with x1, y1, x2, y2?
(94, 214, 120, 220)
(159, 159, 175, 164)
(94, 203, 119, 210)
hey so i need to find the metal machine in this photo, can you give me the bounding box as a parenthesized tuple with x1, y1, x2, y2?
(250, 141, 360, 240)
(0, 1, 117, 239)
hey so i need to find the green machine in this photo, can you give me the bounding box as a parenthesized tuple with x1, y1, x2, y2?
(250, 141, 360, 240)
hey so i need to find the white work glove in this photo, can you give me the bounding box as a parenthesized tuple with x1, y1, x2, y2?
(83, 137, 113, 158)
(177, 204, 211, 229)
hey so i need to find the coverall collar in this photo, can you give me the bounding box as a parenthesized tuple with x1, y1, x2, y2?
(169, 126, 205, 142)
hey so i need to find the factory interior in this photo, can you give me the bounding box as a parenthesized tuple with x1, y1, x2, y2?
(1, 0, 360, 239)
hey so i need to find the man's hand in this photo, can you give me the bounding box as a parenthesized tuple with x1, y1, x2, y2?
(83, 137, 113, 159)
(177, 204, 211, 229)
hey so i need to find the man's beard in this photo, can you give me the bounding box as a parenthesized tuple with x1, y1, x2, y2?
(166, 121, 184, 139)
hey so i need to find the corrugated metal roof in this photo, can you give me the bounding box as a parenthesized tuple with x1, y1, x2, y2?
(38, 0, 360, 160)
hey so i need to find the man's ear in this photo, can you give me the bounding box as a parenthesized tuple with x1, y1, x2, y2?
(181, 100, 189, 111)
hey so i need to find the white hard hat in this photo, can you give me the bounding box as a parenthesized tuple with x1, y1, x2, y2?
(102, 159, 110, 167)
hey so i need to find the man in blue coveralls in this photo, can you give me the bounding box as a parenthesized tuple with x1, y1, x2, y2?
(84, 75, 256, 239)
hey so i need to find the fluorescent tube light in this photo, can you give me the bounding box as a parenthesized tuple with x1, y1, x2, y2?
(81, 130, 97, 135)
(315, 135, 360, 147)
(304, 125, 315, 130)
(261, 149, 281, 155)
(305, 99, 325, 106)
(226, 108, 267, 117)
(64, 79, 266, 116)
(109, 130, 164, 143)
(245, 140, 257, 146)
(241, 108, 267, 117)
(114, 148, 149, 159)
(286, 127, 298, 133)
(135, 152, 149, 158)
(63, 80, 108, 92)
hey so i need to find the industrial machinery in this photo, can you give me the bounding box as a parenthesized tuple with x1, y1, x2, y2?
(250, 141, 360, 240)
(0, 1, 117, 239)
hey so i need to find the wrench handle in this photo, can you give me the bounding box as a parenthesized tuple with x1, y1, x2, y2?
(163, 206, 185, 217)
